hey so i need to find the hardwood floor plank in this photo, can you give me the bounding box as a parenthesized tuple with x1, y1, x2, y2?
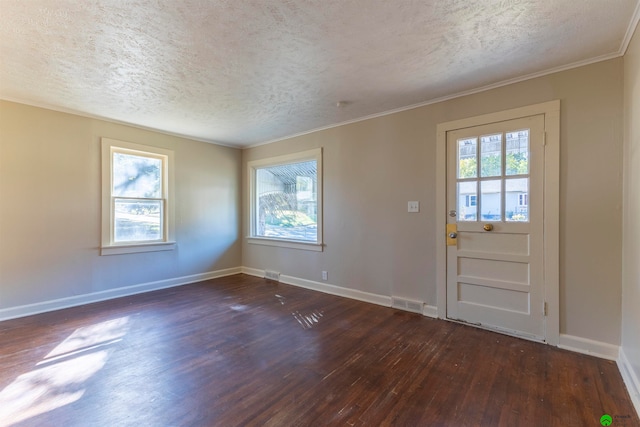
(0, 274, 637, 426)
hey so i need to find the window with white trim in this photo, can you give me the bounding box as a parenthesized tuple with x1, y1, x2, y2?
(248, 148, 322, 251)
(101, 138, 175, 255)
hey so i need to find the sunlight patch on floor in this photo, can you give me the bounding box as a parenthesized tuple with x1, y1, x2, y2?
(0, 317, 129, 427)
(292, 310, 324, 329)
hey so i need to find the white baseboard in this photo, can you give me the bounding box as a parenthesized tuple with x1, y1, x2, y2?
(618, 348, 640, 418)
(280, 274, 392, 307)
(558, 334, 620, 361)
(3, 264, 637, 418)
(422, 304, 438, 318)
(241, 266, 392, 307)
(242, 267, 440, 317)
(241, 266, 265, 278)
(0, 267, 242, 322)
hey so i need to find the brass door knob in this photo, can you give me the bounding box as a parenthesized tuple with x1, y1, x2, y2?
(483, 224, 494, 231)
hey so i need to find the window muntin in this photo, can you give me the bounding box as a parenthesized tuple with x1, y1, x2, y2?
(101, 138, 174, 255)
(249, 149, 322, 249)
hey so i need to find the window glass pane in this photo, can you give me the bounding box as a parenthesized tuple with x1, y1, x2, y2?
(480, 180, 501, 220)
(114, 199, 162, 242)
(457, 138, 477, 179)
(256, 160, 317, 242)
(505, 178, 529, 222)
(458, 181, 477, 221)
(506, 130, 529, 176)
(113, 152, 162, 198)
(480, 134, 502, 177)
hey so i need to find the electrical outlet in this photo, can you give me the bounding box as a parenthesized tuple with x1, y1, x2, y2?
(322, 271, 328, 281)
(408, 201, 420, 213)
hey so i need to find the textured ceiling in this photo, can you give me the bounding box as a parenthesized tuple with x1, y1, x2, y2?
(1, 1, 638, 147)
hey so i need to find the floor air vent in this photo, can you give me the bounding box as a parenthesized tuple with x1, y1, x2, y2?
(265, 270, 281, 281)
(391, 297, 423, 314)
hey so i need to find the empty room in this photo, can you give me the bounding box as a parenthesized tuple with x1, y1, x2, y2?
(1, 1, 639, 426)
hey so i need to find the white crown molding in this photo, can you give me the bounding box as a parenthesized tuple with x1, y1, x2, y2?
(0, 96, 236, 149)
(247, 52, 621, 149)
(620, 0, 640, 55)
(0, 267, 242, 322)
(3, 36, 631, 153)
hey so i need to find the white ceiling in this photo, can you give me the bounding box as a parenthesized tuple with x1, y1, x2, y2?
(1, 1, 639, 148)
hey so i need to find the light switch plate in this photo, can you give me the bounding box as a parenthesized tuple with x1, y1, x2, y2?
(408, 201, 420, 213)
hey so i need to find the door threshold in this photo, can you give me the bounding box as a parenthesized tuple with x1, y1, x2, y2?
(446, 316, 546, 344)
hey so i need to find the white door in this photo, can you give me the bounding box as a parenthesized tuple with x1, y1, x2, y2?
(446, 114, 545, 341)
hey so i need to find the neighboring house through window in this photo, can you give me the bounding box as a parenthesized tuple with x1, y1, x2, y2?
(101, 138, 175, 255)
(519, 193, 528, 206)
(248, 148, 323, 251)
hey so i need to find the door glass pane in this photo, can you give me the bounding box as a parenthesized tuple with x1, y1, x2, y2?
(480, 134, 502, 177)
(505, 178, 529, 222)
(114, 199, 163, 242)
(457, 138, 477, 179)
(113, 152, 162, 198)
(458, 181, 477, 221)
(481, 180, 501, 221)
(506, 130, 529, 176)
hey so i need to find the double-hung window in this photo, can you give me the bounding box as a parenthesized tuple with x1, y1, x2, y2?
(248, 148, 322, 251)
(101, 138, 175, 255)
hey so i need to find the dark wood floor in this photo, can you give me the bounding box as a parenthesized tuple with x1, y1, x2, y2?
(0, 274, 637, 426)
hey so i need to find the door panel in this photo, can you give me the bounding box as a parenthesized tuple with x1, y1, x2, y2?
(457, 283, 530, 313)
(446, 114, 545, 341)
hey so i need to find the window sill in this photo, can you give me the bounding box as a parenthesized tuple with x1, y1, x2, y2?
(247, 237, 323, 252)
(101, 241, 176, 256)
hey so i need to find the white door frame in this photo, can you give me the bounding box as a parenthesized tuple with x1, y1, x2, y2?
(435, 100, 560, 346)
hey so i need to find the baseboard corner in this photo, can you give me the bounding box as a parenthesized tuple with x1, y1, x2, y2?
(241, 266, 265, 278)
(558, 334, 619, 361)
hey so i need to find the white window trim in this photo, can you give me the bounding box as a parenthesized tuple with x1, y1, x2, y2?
(247, 148, 323, 251)
(101, 138, 175, 256)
